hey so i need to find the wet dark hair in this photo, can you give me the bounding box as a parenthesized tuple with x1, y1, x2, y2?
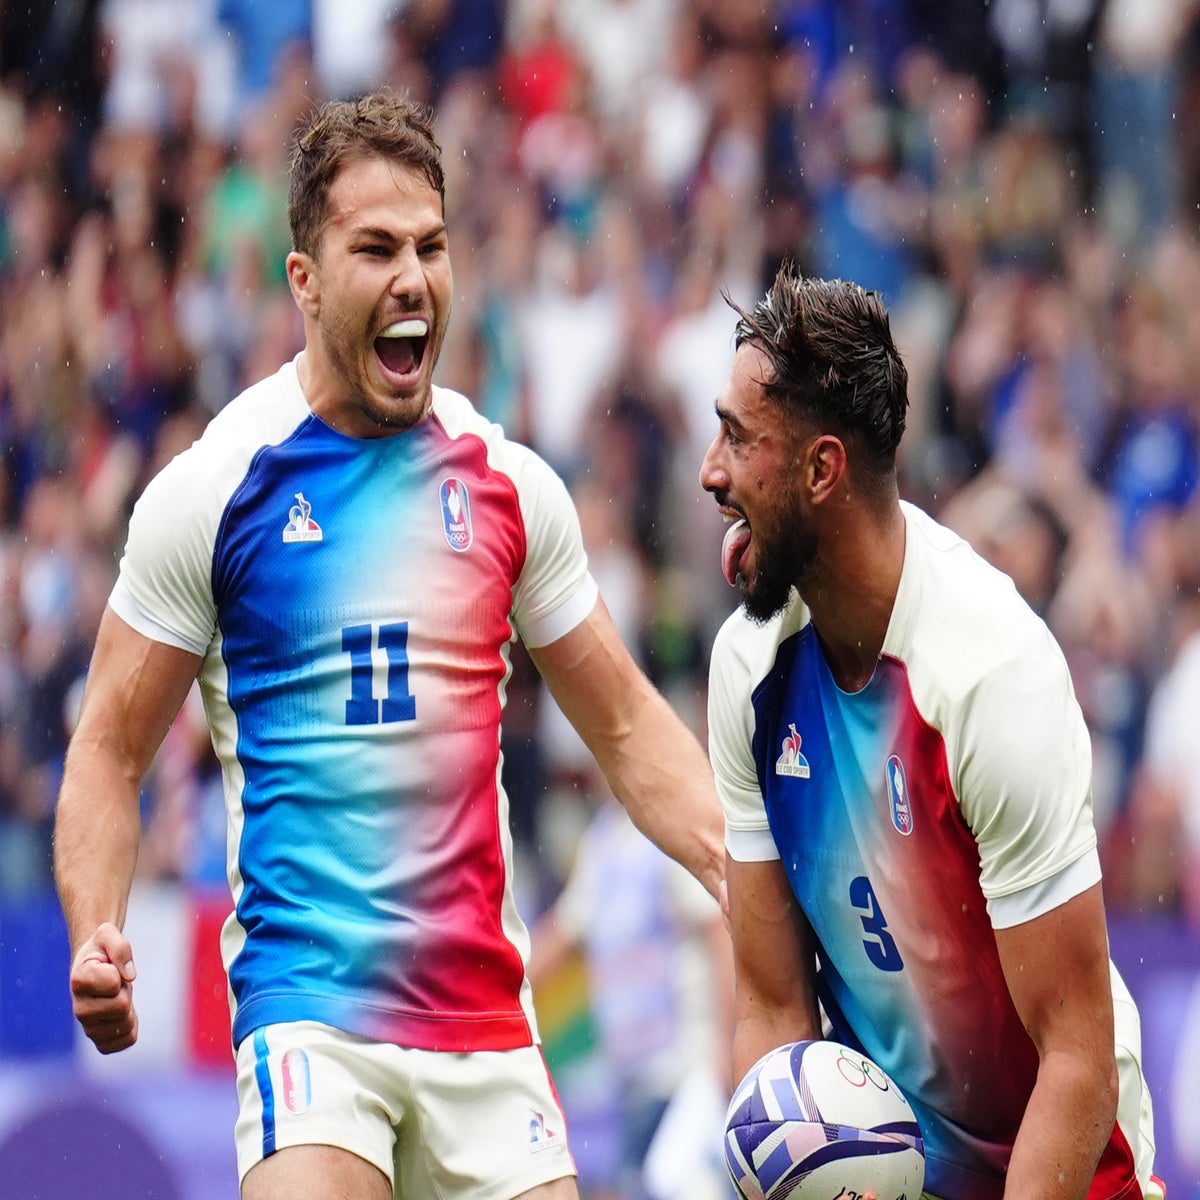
(288, 88, 445, 259)
(730, 264, 909, 479)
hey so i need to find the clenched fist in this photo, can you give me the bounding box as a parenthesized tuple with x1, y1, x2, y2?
(68, 922, 139, 1054)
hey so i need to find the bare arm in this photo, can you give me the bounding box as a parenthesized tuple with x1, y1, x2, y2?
(528, 597, 724, 900)
(996, 882, 1119, 1199)
(706, 903, 737, 1093)
(726, 854, 822, 1085)
(54, 606, 202, 1053)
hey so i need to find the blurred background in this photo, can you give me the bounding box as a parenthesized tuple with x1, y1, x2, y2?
(1, 0, 1199, 1196)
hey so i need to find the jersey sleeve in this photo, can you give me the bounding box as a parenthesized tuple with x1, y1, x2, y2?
(108, 449, 220, 656)
(952, 621, 1100, 928)
(508, 448, 597, 649)
(708, 613, 779, 863)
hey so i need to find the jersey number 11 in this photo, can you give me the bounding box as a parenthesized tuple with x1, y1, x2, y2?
(342, 622, 417, 725)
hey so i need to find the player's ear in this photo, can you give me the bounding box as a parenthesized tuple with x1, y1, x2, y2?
(808, 434, 847, 504)
(287, 250, 320, 318)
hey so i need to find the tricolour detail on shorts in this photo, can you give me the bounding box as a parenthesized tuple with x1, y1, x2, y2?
(254, 1028, 277, 1156)
(282, 1046, 312, 1114)
(528, 1106, 559, 1154)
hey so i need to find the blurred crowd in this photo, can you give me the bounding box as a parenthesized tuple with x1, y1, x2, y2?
(2, 0, 1200, 933)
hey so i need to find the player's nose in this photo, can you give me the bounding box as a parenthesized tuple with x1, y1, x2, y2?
(699, 434, 727, 494)
(389, 242, 426, 299)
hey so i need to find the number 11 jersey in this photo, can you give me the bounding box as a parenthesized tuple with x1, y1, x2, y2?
(110, 358, 598, 1054)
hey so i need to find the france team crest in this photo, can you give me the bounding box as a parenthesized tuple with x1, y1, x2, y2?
(440, 477, 473, 552)
(887, 754, 913, 835)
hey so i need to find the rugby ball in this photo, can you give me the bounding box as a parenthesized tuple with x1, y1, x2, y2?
(724, 1039, 925, 1200)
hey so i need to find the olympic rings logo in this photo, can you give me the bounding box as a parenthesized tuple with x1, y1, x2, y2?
(835, 1050, 892, 1092)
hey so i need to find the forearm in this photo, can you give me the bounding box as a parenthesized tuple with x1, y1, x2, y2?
(53, 611, 199, 1054)
(1004, 1047, 1117, 1200)
(727, 856, 822, 1085)
(732, 1001, 821, 1086)
(995, 884, 1120, 1200)
(54, 740, 143, 950)
(729, 920, 823, 1085)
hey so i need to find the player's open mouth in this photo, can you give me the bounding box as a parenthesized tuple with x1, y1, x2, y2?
(375, 318, 429, 379)
(721, 516, 750, 587)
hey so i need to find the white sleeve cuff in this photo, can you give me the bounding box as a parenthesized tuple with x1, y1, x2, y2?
(519, 574, 599, 649)
(108, 575, 210, 656)
(725, 825, 781, 863)
(987, 848, 1103, 929)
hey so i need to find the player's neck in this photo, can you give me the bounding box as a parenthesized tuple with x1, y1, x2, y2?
(295, 347, 334, 420)
(803, 503, 906, 693)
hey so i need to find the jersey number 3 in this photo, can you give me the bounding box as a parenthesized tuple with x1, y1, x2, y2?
(343, 622, 417, 725)
(849, 875, 904, 972)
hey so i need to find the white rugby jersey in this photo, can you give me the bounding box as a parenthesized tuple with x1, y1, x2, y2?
(709, 501, 1154, 1200)
(110, 359, 598, 1053)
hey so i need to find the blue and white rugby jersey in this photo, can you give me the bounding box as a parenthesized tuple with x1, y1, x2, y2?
(708, 502, 1155, 1200)
(110, 358, 598, 1053)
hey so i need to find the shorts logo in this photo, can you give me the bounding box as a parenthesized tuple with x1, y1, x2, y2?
(528, 1107, 558, 1154)
(281, 1047, 312, 1114)
(283, 492, 323, 543)
(886, 754, 913, 836)
(440, 478, 473, 552)
(775, 723, 811, 779)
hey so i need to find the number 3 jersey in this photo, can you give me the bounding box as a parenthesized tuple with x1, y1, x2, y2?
(709, 502, 1155, 1200)
(109, 359, 598, 1054)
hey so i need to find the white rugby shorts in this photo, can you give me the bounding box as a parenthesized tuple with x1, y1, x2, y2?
(235, 1021, 576, 1199)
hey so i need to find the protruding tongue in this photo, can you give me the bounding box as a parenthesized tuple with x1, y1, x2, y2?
(721, 518, 750, 587)
(376, 336, 417, 375)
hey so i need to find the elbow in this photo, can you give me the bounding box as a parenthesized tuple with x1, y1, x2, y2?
(1099, 1053, 1120, 1132)
(1036, 1039, 1118, 1146)
(1073, 1044, 1119, 1148)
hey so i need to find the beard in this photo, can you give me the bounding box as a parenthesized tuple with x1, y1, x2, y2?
(738, 508, 818, 624)
(318, 309, 437, 433)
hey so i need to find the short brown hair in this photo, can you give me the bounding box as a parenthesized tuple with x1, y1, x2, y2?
(730, 264, 908, 477)
(288, 89, 445, 259)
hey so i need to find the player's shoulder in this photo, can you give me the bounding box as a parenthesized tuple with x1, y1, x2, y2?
(149, 360, 311, 494)
(711, 592, 810, 689)
(905, 502, 1045, 633)
(430, 384, 488, 433)
(431, 386, 512, 449)
(898, 501, 1065, 693)
(431, 385, 563, 488)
